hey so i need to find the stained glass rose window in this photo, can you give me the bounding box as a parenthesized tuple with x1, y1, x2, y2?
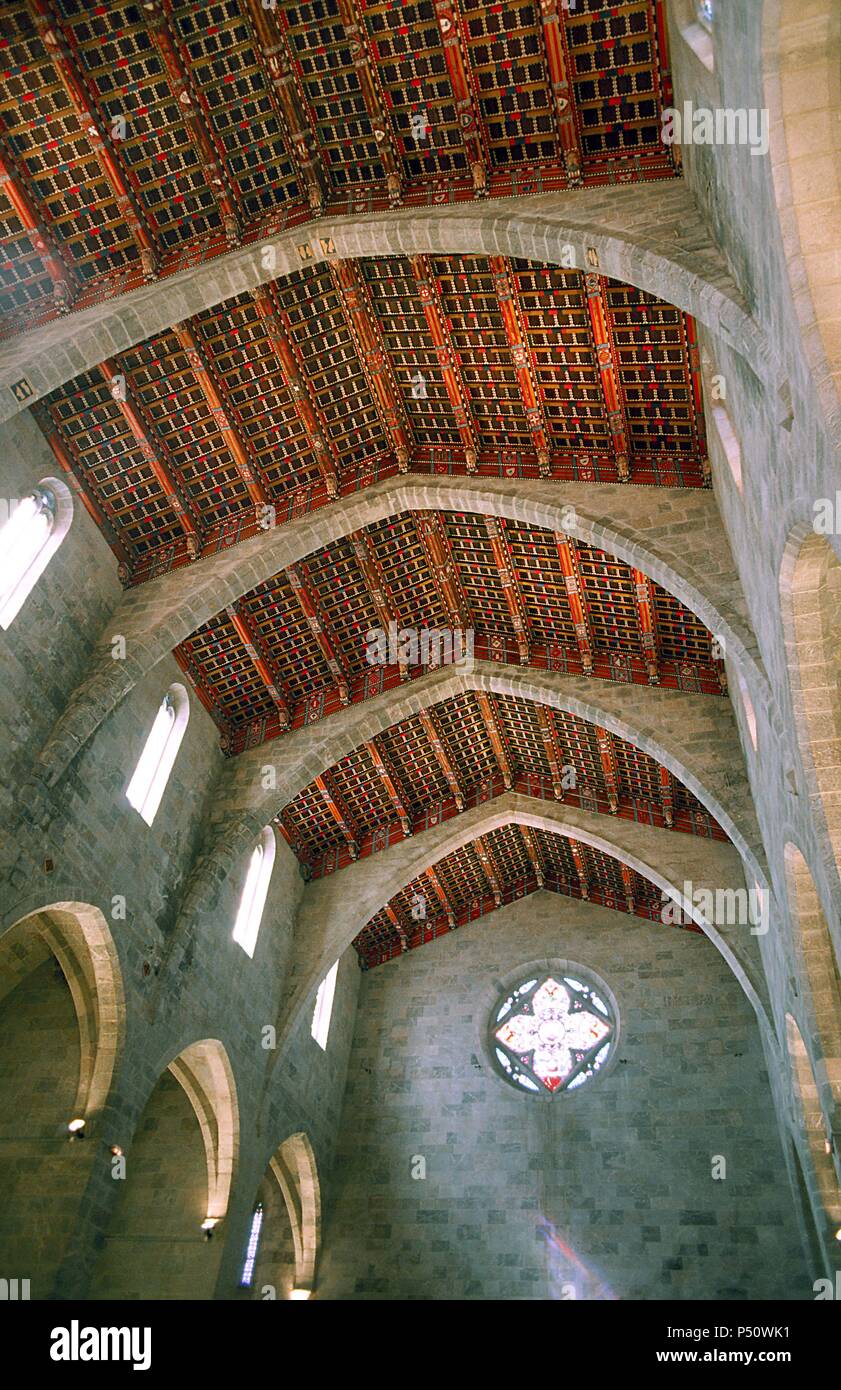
(491, 972, 617, 1096)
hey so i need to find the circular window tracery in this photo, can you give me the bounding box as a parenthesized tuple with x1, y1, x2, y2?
(490, 971, 617, 1096)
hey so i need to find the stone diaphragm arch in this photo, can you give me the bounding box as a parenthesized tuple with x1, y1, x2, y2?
(39, 477, 767, 790)
(0, 901, 124, 1124)
(268, 1132, 321, 1295)
(780, 527, 841, 887)
(262, 793, 768, 1092)
(784, 843, 841, 1115)
(218, 663, 766, 893)
(167, 1038, 240, 1224)
(163, 666, 768, 1012)
(785, 1013, 841, 1256)
(0, 183, 771, 426)
(88, 1037, 238, 1299)
(764, 0, 841, 439)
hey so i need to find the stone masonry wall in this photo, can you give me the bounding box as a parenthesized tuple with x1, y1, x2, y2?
(666, 0, 841, 1278)
(0, 408, 360, 1296)
(320, 893, 808, 1301)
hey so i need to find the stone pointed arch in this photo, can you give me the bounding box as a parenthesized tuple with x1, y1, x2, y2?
(784, 843, 841, 1118)
(168, 1039, 239, 1222)
(39, 477, 766, 788)
(161, 665, 766, 1009)
(0, 184, 770, 426)
(0, 900, 124, 1125)
(763, 0, 841, 442)
(785, 1013, 841, 1271)
(780, 525, 841, 890)
(265, 793, 768, 1085)
(268, 1133, 321, 1295)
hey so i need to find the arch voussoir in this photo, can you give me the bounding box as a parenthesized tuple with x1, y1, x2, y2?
(0, 184, 769, 425)
(37, 475, 767, 789)
(264, 794, 768, 1094)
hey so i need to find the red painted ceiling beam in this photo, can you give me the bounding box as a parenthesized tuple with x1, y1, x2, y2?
(0, 126, 75, 312)
(555, 533, 594, 676)
(489, 256, 552, 477)
(173, 321, 270, 507)
(539, 0, 584, 185)
(144, 0, 241, 247)
(315, 772, 360, 858)
(251, 287, 340, 499)
(225, 600, 290, 729)
(384, 900, 410, 951)
(432, 1, 488, 197)
(475, 692, 513, 791)
(632, 567, 661, 686)
(286, 561, 350, 704)
(31, 0, 159, 279)
(483, 515, 530, 664)
(584, 272, 631, 481)
(419, 708, 465, 811)
(244, 0, 330, 216)
(330, 258, 412, 473)
(424, 865, 457, 928)
(518, 824, 545, 888)
(594, 726, 620, 814)
(536, 705, 567, 801)
(350, 528, 410, 680)
(98, 359, 201, 554)
(567, 836, 590, 899)
(336, 0, 403, 205)
(412, 510, 472, 631)
(365, 738, 413, 836)
(409, 255, 479, 471)
(474, 834, 503, 906)
(659, 765, 675, 829)
(620, 862, 636, 913)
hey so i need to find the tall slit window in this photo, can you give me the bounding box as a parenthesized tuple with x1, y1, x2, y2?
(126, 684, 189, 826)
(233, 826, 276, 958)
(311, 960, 339, 1050)
(0, 478, 72, 630)
(240, 1204, 264, 1287)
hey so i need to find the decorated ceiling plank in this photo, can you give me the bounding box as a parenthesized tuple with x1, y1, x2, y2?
(143, 0, 242, 249)
(0, 2, 677, 329)
(408, 254, 480, 471)
(489, 255, 552, 476)
(30, 0, 160, 280)
(329, 257, 413, 472)
(243, 0, 331, 216)
(4, 7, 721, 974)
(0, 114, 76, 312)
(36, 254, 710, 587)
(160, 502, 724, 756)
(280, 689, 728, 883)
(356, 822, 698, 969)
(97, 358, 202, 555)
(250, 284, 340, 499)
(172, 319, 270, 507)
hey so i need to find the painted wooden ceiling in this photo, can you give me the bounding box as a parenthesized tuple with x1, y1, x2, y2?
(0, 0, 676, 331)
(6, 2, 722, 966)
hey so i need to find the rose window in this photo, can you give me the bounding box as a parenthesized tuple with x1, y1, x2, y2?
(491, 973, 617, 1096)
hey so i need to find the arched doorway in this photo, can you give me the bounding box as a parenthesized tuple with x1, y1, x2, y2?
(785, 844, 841, 1109)
(0, 903, 124, 1298)
(764, 0, 841, 434)
(781, 531, 841, 883)
(239, 1134, 321, 1300)
(785, 1013, 841, 1275)
(89, 1039, 239, 1300)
